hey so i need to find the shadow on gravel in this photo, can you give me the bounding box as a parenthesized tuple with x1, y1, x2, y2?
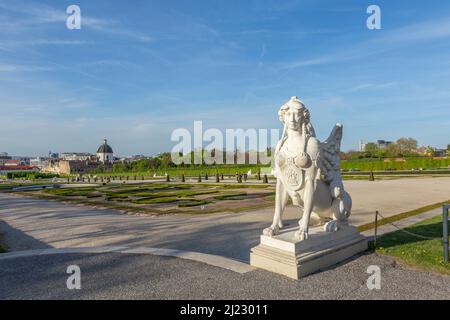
(0, 220, 52, 252)
(116, 218, 301, 263)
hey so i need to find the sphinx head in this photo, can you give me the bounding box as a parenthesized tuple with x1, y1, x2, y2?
(278, 96, 313, 135)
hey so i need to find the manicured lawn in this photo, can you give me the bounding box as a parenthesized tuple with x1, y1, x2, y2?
(94, 165, 265, 177)
(0, 183, 25, 191)
(214, 193, 247, 200)
(375, 214, 450, 275)
(358, 200, 450, 232)
(22, 182, 275, 215)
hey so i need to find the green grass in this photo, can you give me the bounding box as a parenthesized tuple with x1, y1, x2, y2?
(374, 214, 450, 275)
(213, 193, 247, 200)
(177, 200, 212, 207)
(93, 165, 265, 177)
(45, 187, 97, 197)
(106, 195, 130, 201)
(177, 190, 218, 196)
(221, 184, 270, 189)
(22, 181, 276, 215)
(131, 196, 211, 207)
(0, 183, 50, 192)
(114, 191, 176, 199)
(358, 200, 450, 232)
(131, 196, 180, 204)
(105, 189, 218, 201)
(28, 191, 274, 215)
(341, 157, 450, 171)
(0, 184, 19, 191)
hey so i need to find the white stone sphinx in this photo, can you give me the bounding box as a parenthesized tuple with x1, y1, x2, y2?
(250, 97, 367, 279)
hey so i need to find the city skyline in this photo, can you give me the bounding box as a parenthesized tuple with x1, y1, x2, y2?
(1, 0, 450, 156)
(2, 135, 448, 159)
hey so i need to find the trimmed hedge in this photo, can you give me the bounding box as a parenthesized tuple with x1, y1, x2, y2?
(6, 172, 60, 180)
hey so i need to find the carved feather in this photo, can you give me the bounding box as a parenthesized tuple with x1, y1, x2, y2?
(318, 124, 343, 182)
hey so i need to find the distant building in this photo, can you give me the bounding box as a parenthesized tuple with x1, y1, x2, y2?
(61, 152, 94, 161)
(360, 139, 393, 151)
(48, 152, 59, 159)
(376, 140, 393, 149)
(131, 154, 147, 161)
(3, 159, 28, 166)
(0, 165, 38, 175)
(42, 138, 115, 175)
(417, 146, 427, 155)
(359, 140, 366, 152)
(433, 149, 447, 157)
(10, 157, 31, 165)
(0, 153, 11, 166)
(30, 157, 51, 169)
(97, 139, 114, 164)
(42, 160, 109, 175)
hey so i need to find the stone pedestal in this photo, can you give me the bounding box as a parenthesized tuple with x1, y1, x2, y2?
(250, 225, 367, 279)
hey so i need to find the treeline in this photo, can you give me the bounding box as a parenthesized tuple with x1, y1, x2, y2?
(6, 172, 60, 179)
(341, 137, 449, 160)
(90, 150, 274, 174)
(87, 138, 449, 174)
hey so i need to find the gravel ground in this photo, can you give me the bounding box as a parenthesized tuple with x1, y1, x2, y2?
(1, 176, 450, 263)
(1, 252, 449, 300)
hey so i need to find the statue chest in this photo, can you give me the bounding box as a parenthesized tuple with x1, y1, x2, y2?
(275, 148, 305, 192)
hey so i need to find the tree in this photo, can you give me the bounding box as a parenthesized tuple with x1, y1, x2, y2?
(425, 146, 434, 157)
(112, 163, 128, 172)
(364, 143, 378, 157)
(396, 137, 418, 155)
(343, 150, 364, 160)
(157, 152, 174, 167)
(375, 149, 386, 159)
(385, 143, 400, 157)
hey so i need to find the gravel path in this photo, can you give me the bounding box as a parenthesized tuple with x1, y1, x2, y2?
(1, 252, 449, 300)
(1, 178, 449, 300)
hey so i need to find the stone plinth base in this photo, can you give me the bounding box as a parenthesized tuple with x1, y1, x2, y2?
(250, 224, 367, 279)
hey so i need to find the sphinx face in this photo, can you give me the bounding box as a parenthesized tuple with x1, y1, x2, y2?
(284, 106, 303, 131)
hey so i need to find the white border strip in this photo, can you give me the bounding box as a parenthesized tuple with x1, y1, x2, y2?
(0, 246, 255, 274)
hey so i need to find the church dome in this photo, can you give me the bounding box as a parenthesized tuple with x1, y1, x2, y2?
(97, 139, 113, 154)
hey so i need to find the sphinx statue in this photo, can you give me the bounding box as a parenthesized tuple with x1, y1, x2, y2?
(263, 96, 352, 241)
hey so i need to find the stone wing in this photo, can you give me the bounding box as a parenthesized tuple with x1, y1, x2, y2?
(318, 124, 343, 183)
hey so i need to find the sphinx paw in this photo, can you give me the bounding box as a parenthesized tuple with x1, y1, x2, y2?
(324, 220, 339, 232)
(294, 230, 308, 241)
(263, 225, 279, 237)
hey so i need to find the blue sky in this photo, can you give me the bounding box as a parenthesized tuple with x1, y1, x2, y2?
(1, 0, 449, 156)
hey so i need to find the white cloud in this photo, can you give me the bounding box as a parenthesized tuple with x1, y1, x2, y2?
(279, 57, 331, 70)
(345, 82, 400, 93)
(0, 40, 92, 48)
(279, 17, 450, 70)
(0, 63, 55, 72)
(0, 0, 152, 42)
